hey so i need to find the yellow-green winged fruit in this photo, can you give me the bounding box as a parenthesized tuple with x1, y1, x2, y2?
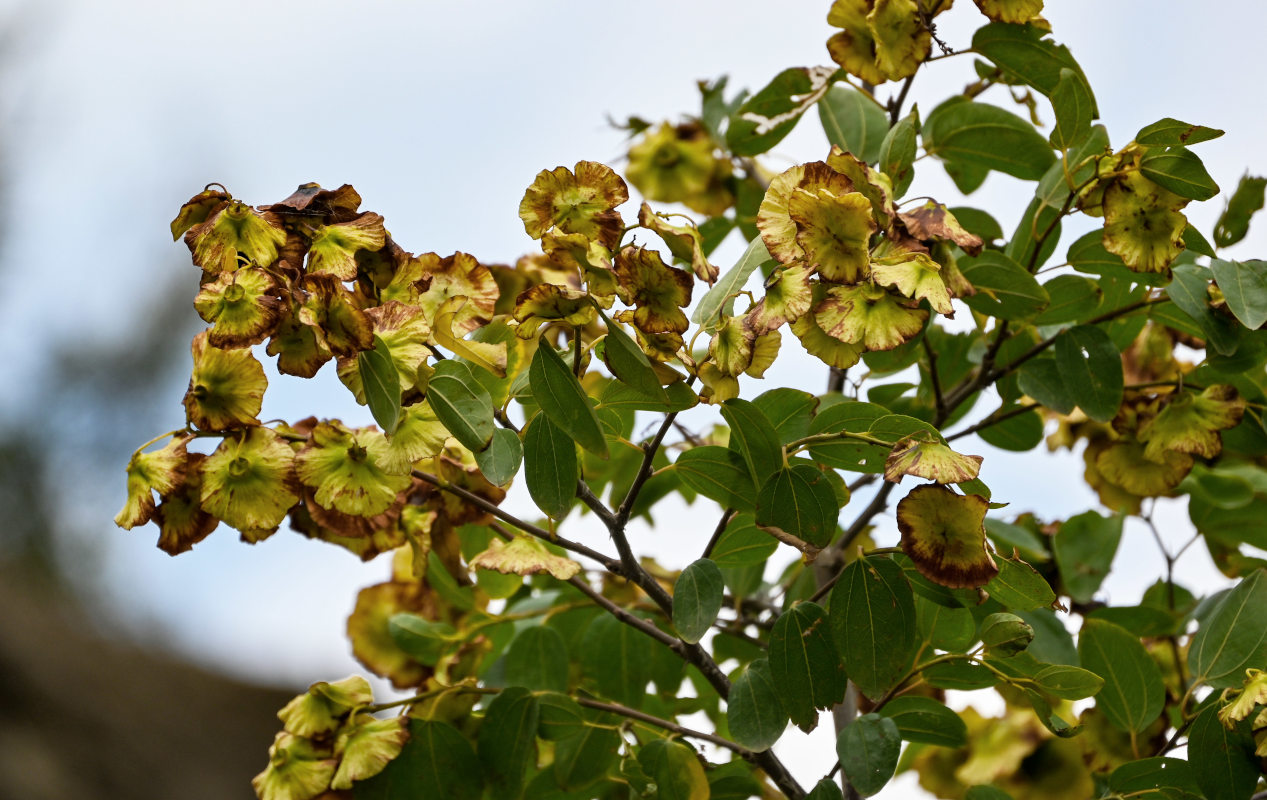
(1137, 385, 1245, 462)
(278, 675, 375, 739)
(183, 331, 267, 431)
(331, 714, 411, 790)
(295, 421, 412, 518)
(185, 199, 286, 274)
(896, 484, 999, 589)
(884, 436, 983, 484)
(626, 122, 733, 217)
(467, 535, 582, 580)
(199, 427, 299, 533)
(251, 732, 337, 800)
(612, 246, 694, 337)
(193, 267, 283, 349)
(1102, 171, 1189, 275)
(115, 435, 191, 530)
(813, 282, 928, 351)
(519, 160, 629, 249)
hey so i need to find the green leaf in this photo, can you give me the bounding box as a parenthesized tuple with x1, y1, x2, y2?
(473, 427, 523, 487)
(958, 251, 1050, 320)
(769, 601, 847, 730)
(915, 595, 976, 652)
(1089, 604, 1181, 638)
(1054, 510, 1122, 603)
(427, 359, 495, 451)
(1140, 146, 1220, 201)
(986, 551, 1057, 611)
(1184, 223, 1217, 258)
(878, 695, 967, 747)
(755, 464, 840, 547)
(354, 719, 482, 800)
(530, 343, 608, 457)
(923, 97, 1055, 180)
(1210, 258, 1267, 330)
(1032, 663, 1103, 700)
(595, 306, 668, 403)
(358, 334, 402, 435)
(1188, 568, 1267, 688)
(1033, 275, 1101, 324)
(1053, 325, 1123, 423)
(504, 625, 569, 692)
(388, 613, 455, 665)
(1067, 229, 1169, 286)
(727, 66, 836, 157)
(1109, 757, 1201, 796)
(1077, 619, 1164, 732)
(878, 108, 920, 197)
(673, 446, 756, 512)
(523, 414, 577, 520)
(553, 711, 621, 790)
(721, 398, 783, 489)
(923, 658, 995, 690)
(637, 739, 709, 800)
(818, 85, 888, 164)
(477, 687, 539, 800)
(693, 236, 772, 329)
(829, 556, 918, 701)
(753, 388, 818, 445)
(1188, 705, 1260, 800)
(806, 401, 889, 471)
(580, 613, 649, 708)
(672, 558, 724, 644)
(984, 518, 1047, 562)
(598, 378, 699, 412)
(964, 788, 1015, 800)
(972, 23, 1095, 104)
(1005, 196, 1063, 270)
(1136, 117, 1225, 147)
(535, 692, 585, 741)
(976, 405, 1044, 452)
(806, 779, 845, 800)
(1016, 357, 1075, 415)
(1168, 262, 1242, 356)
(727, 658, 788, 751)
(1215, 173, 1267, 248)
(710, 513, 778, 567)
(836, 713, 900, 797)
(1049, 68, 1094, 150)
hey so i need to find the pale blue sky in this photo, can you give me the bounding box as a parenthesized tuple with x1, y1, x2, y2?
(3, 0, 1264, 791)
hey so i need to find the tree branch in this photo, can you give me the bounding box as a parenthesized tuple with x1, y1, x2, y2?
(575, 697, 753, 756)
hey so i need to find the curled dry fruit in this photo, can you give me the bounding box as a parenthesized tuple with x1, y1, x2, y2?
(896, 484, 999, 589)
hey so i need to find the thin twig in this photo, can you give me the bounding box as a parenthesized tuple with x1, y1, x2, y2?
(413, 470, 622, 572)
(702, 509, 735, 560)
(575, 697, 754, 756)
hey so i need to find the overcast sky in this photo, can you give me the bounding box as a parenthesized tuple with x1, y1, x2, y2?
(3, 0, 1265, 792)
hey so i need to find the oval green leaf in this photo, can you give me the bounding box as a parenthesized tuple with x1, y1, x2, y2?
(1053, 324, 1123, 423)
(529, 343, 608, 458)
(504, 624, 569, 692)
(727, 658, 788, 751)
(818, 85, 888, 165)
(836, 713, 900, 797)
(755, 464, 840, 548)
(693, 236, 773, 329)
(1140, 146, 1219, 201)
(710, 513, 778, 567)
(828, 556, 918, 701)
(473, 427, 523, 487)
(877, 695, 967, 747)
(523, 413, 577, 519)
(673, 445, 756, 512)
(769, 601, 847, 730)
(354, 719, 483, 800)
(958, 251, 1050, 320)
(476, 687, 540, 800)
(672, 558, 724, 644)
(1188, 568, 1267, 688)
(637, 739, 709, 800)
(878, 108, 919, 197)
(428, 359, 495, 451)
(923, 98, 1055, 180)
(720, 398, 783, 489)
(1077, 618, 1164, 733)
(358, 334, 402, 435)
